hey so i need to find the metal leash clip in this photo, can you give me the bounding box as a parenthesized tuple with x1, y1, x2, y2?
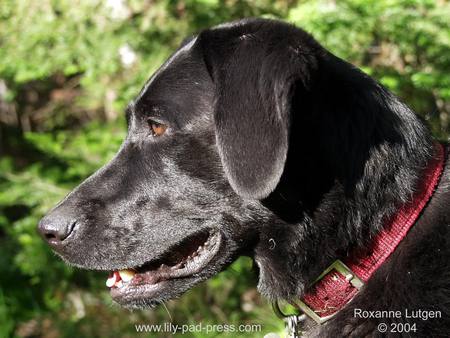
(272, 301, 306, 338)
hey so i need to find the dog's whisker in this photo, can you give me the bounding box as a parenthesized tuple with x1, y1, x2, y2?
(161, 301, 173, 322)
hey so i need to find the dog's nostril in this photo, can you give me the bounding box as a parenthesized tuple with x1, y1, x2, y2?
(44, 232, 57, 240)
(67, 220, 77, 237)
(38, 217, 77, 247)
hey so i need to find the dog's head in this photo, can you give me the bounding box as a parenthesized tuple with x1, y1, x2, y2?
(37, 19, 330, 308)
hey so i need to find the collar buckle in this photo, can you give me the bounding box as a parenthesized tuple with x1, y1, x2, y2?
(297, 259, 364, 324)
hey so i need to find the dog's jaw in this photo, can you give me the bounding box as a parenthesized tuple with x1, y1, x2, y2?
(107, 231, 224, 307)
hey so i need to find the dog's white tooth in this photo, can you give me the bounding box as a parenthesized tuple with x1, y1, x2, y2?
(118, 269, 135, 282)
(106, 274, 117, 288)
(160, 264, 167, 269)
(197, 246, 203, 252)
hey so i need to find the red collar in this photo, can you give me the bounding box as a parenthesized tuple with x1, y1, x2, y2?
(296, 143, 446, 324)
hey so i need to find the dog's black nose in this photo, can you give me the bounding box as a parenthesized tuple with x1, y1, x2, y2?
(38, 215, 77, 247)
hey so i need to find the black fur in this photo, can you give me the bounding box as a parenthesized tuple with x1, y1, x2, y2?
(38, 19, 450, 337)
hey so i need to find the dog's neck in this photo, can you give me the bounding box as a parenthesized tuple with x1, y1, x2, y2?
(255, 74, 434, 301)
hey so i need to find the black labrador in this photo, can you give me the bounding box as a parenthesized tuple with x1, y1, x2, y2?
(38, 19, 450, 337)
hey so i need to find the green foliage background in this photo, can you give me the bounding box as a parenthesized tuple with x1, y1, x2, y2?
(0, 1, 449, 337)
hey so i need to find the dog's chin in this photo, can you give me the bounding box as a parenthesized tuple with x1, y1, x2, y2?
(105, 230, 231, 308)
(111, 275, 205, 309)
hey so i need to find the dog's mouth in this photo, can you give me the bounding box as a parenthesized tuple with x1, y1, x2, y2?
(107, 230, 222, 306)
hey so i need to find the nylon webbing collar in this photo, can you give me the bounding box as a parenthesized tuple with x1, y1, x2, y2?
(294, 143, 446, 324)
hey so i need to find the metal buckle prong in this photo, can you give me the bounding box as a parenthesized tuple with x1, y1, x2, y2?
(314, 260, 364, 289)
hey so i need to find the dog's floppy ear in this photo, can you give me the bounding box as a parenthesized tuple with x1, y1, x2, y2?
(198, 23, 317, 199)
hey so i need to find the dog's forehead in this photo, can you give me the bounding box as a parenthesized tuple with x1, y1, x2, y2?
(137, 37, 198, 100)
(130, 37, 213, 125)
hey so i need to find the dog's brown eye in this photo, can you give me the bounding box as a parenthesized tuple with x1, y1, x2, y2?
(148, 119, 167, 136)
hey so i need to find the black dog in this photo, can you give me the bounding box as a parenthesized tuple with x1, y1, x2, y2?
(39, 19, 450, 337)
